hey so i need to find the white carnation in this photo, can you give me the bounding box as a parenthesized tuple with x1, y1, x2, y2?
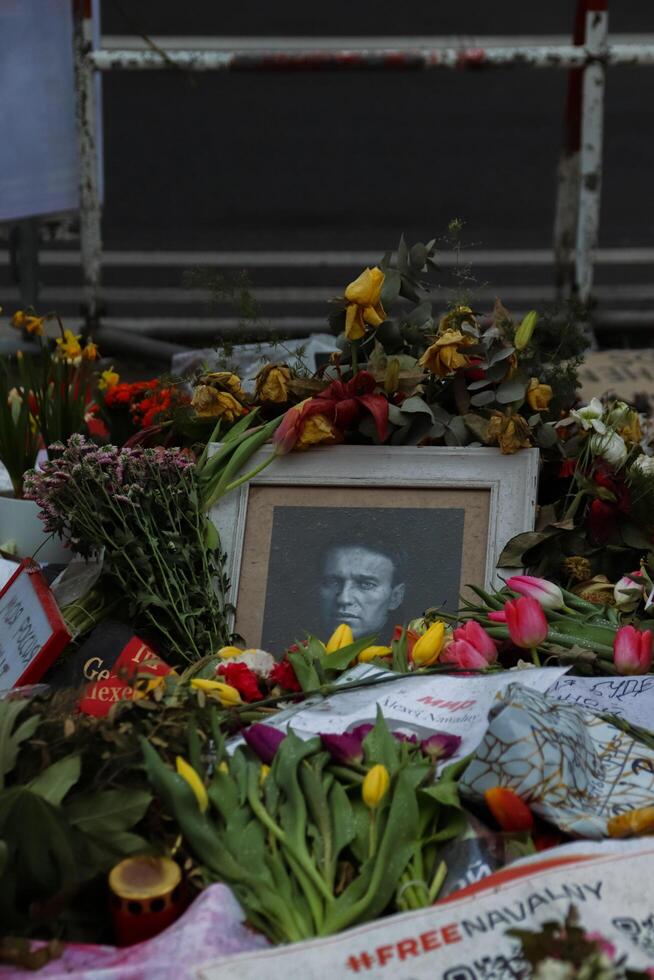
(632, 454, 654, 476)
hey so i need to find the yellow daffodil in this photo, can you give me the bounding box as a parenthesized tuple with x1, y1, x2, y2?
(486, 411, 532, 455)
(10, 310, 26, 329)
(98, 368, 120, 391)
(82, 340, 99, 361)
(358, 645, 392, 663)
(190, 678, 242, 706)
(419, 329, 475, 378)
(217, 645, 243, 659)
(25, 315, 46, 336)
(362, 764, 390, 809)
(411, 621, 446, 667)
(255, 364, 292, 404)
(344, 267, 386, 341)
(191, 385, 247, 422)
(55, 329, 83, 364)
(176, 756, 208, 812)
(526, 377, 553, 412)
(325, 623, 354, 653)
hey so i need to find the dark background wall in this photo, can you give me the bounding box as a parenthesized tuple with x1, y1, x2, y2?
(98, 1, 654, 252)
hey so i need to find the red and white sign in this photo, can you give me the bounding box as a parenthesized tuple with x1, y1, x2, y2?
(0, 559, 70, 687)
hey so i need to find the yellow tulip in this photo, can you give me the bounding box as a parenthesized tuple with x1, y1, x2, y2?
(411, 621, 446, 667)
(608, 805, 654, 838)
(362, 764, 390, 809)
(325, 623, 354, 653)
(190, 678, 242, 706)
(259, 764, 270, 786)
(344, 267, 386, 341)
(358, 645, 392, 663)
(296, 413, 340, 451)
(217, 761, 229, 774)
(514, 310, 538, 351)
(526, 377, 553, 412)
(217, 645, 243, 659)
(176, 756, 208, 812)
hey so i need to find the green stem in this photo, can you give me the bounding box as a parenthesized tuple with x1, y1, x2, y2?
(351, 339, 359, 375)
(428, 860, 448, 903)
(531, 647, 541, 666)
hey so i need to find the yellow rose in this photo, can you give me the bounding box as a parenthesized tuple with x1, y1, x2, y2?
(486, 411, 532, 455)
(192, 385, 247, 422)
(255, 364, 292, 404)
(296, 412, 340, 450)
(344, 267, 386, 341)
(437, 305, 478, 334)
(620, 411, 642, 445)
(526, 377, 553, 412)
(419, 329, 475, 378)
(98, 368, 120, 391)
(201, 371, 246, 398)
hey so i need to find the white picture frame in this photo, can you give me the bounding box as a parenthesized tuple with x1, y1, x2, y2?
(209, 445, 539, 649)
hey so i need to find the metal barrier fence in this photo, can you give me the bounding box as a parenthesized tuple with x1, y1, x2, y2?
(72, 0, 654, 337)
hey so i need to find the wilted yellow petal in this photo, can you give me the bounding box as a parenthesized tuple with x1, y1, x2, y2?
(176, 756, 209, 812)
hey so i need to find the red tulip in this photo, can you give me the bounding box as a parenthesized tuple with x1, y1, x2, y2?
(441, 639, 489, 670)
(504, 596, 548, 649)
(484, 787, 534, 832)
(506, 574, 564, 611)
(613, 625, 653, 675)
(453, 620, 497, 663)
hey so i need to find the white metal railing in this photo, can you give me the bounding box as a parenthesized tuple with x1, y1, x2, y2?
(71, 0, 654, 337)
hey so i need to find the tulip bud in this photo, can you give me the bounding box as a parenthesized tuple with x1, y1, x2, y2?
(613, 572, 644, 611)
(506, 575, 564, 611)
(325, 623, 354, 653)
(420, 732, 462, 762)
(259, 764, 271, 786)
(243, 723, 286, 764)
(362, 764, 390, 809)
(513, 310, 538, 351)
(358, 645, 392, 663)
(411, 621, 445, 667)
(453, 620, 498, 663)
(504, 596, 548, 649)
(320, 732, 364, 765)
(613, 625, 653, 675)
(608, 805, 654, 838)
(175, 757, 208, 813)
(441, 639, 490, 670)
(190, 678, 242, 707)
(217, 761, 229, 775)
(484, 786, 533, 832)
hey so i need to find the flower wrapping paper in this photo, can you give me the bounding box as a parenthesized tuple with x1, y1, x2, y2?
(460, 683, 654, 838)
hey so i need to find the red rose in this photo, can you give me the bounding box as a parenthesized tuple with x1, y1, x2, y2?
(217, 662, 263, 703)
(269, 659, 302, 693)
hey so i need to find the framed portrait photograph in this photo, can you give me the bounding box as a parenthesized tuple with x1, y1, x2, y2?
(210, 446, 539, 657)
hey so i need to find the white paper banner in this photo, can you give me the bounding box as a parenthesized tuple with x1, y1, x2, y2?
(547, 673, 654, 731)
(197, 842, 654, 979)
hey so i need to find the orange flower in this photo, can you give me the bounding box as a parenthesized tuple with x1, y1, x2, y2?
(484, 787, 534, 832)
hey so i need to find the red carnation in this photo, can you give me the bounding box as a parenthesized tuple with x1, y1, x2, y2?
(269, 659, 302, 693)
(217, 662, 263, 703)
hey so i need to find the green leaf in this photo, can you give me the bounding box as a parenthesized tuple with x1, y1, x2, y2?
(319, 636, 376, 673)
(66, 788, 152, 836)
(28, 755, 81, 806)
(0, 700, 40, 789)
(496, 376, 528, 404)
(362, 708, 400, 773)
(287, 650, 321, 692)
(396, 396, 434, 419)
(470, 390, 496, 407)
(498, 528, 562, 567)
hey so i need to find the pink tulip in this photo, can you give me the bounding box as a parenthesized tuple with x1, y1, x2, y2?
(441, 639, 490, 670)
(453, 620, 497, 664)
(613, 571, 644, 611)
(613, 625, 653, 675)
(487, 609, 507, 622)
(504, 595, 548, 649)
(506, 575, 564, 611)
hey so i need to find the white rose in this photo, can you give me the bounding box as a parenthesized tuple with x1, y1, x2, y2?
(590, 430, 627, 467)
(230, 649, 276, 678)
(631, 454, 654, 476)
(571, 397, 606, 433)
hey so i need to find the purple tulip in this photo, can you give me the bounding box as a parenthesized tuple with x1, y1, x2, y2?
(350, 723, 374, 740)
(320, 732, 364, 765)
(420, 732, 462, 761)
(243, 723, 286, 763)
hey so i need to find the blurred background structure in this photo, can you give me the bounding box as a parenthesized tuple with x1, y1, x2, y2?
(2, 0, 654, 363)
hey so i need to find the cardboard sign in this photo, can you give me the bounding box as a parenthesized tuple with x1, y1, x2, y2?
(0, 559, 70, 687)
(197, 842, 654, 978)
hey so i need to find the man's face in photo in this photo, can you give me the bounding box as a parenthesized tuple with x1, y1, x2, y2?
(319, 545, 405, 639)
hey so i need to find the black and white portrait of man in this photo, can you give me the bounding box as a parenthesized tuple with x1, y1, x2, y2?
(259, 505, 465, 655)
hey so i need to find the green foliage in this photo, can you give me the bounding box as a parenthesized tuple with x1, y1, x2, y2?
(0, 358, 41, 498)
